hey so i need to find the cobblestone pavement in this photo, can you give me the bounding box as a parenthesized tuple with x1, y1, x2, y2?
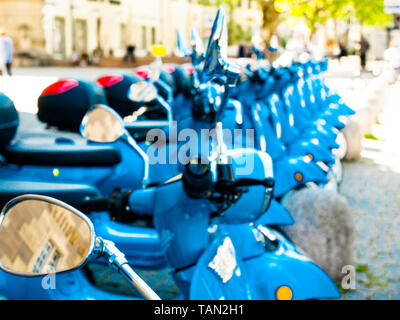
(330, 63, 400, 299)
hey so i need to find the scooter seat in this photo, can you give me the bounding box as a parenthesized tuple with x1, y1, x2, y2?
(2, 133, 121, 167)
(0, 180, 100, 209)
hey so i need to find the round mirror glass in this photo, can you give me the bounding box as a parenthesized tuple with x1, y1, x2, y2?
(81, 105, 125, 143)
(128, 81, 158, 103)
(177, 30, 192, 57)
(191, 27, 205, 57)
(0, 197, 94, 276)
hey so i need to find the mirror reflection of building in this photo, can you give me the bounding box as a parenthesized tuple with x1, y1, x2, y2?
(83, 107, 125, 143)
(0, 200, 92, 275)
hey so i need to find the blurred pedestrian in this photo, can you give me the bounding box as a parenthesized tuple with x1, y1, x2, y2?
(71, 47, 79, 66)
(238, 44, 246, 58)
(80, 51, 89, 67)
(0, 28, 13, 76)
(337, 42, 348, 62)
(124, 45, 136, 64)
(92, 47, 103, 65)
(359, 36, 370, 72)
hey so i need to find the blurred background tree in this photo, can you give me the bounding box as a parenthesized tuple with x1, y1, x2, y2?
(351, 0, 393, 27)
(200, 0, 394, 49)
(198, 0, 245, 44)
(275, 0, 392, 37)
(254, 0, 280, 42)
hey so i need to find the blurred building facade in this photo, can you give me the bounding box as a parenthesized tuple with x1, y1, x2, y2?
(0, 0, 263, 61)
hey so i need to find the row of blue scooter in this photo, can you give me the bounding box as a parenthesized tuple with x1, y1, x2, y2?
(0, 7, 354, 300)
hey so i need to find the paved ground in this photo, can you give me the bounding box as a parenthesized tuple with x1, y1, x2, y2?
(0, 61, 399, 300)
(339, 82, 400, 300)
(324, 58, 400, 299)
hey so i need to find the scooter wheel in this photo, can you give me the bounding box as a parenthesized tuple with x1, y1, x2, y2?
(281, 186, 355, 282)
(341, 116, 363, 161)
(334, 131, 348, 160)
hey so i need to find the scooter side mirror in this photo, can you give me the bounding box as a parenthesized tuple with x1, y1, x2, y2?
(201, 6, 240, 87)
(201, 6, 228, 81)
(80, 104, 125, 143)
(177, 29, 192, 58)
(127, 81, 158, 104)
(0, 195, 161, 299)
(191, 27, 205, 66)
(0, 195, 95, 276)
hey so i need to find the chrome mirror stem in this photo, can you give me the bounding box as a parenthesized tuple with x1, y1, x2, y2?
(121, 131, 150, 187)
(151, 57, 162, 83)
(94, 237, 161, 300)
(155, 95, 174, 122)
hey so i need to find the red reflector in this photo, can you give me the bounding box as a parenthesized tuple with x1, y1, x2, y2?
(135, 69, 151, 80)
(185, 66, 195, 74)
(163, 65, 176, 74)
(41, 79, 79, 96)
(97, 74, 124, 88)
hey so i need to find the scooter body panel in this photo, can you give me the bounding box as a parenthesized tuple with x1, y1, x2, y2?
(189, 235, 253, 300)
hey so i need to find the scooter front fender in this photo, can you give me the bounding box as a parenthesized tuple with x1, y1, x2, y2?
(327, 92, 355, 116)
(256, 199, 294, 226)
(288, 140, 335, 166)
(320, 109, 346, 130)
(243, 232, 341, 300)
(273, 156, 328, 197)
(301, 128, 339, 150)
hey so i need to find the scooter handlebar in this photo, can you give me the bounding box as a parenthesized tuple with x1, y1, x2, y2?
(81, 190, 153, 225)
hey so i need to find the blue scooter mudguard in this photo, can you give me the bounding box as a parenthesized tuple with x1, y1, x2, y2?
(189, 236, 253, 300)
(0, 268, 135, 300)
(300, 126, 340, 150)
(319, 109, 346, 130)
(87, 211, 167, 269)
(218, 224, 340, 300)
(256, 199, 294, 226)
(325, 89, 355, 116)
(273, 156, 328, 198)
(288, 140, 335, 166)
(330, 99, 355, 116)
(242, 231, 341, 300)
